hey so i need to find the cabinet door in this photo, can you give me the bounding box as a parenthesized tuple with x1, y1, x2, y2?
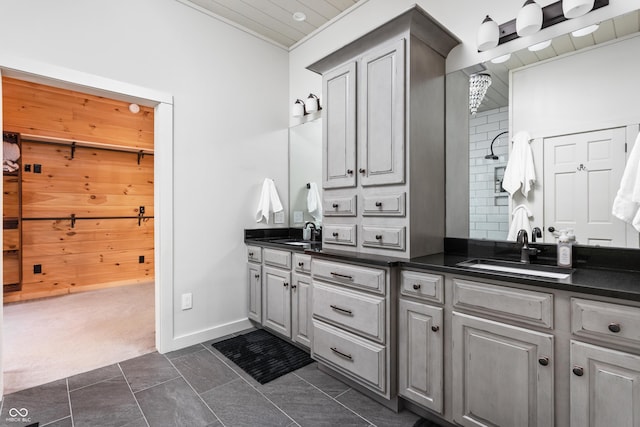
(262, 266, 291, 338)
(291, 273, 312, 348)
(246, 263, 261, 323)
(323, 61, 357, 189)
(570, 340, 640, 427)
(452, 312, 554, 427)
(398, 298, 443, 414)
(359, 38, 405, 187)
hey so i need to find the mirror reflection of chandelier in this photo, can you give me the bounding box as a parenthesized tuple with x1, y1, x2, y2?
(469, 73, 492, 115)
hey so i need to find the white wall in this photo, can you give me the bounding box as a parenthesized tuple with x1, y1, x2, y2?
(0, 0, 289, 352)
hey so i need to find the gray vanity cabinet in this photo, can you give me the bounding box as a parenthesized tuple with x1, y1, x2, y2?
(310, 7, 458, 259)
(291, 253, 312, 348)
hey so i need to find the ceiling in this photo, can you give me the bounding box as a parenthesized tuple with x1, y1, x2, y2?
(180, 0, 362, 49)
(477, 9, 640, 113)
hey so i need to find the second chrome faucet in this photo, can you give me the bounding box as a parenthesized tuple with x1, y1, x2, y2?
(516, 229, 540, 263)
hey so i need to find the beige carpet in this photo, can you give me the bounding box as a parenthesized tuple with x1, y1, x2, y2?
(3, 281, 156, 395)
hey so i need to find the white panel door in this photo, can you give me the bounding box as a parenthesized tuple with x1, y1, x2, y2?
(570, 340, 640, 427)
(359, 38, 405, 187)
(246, 263, 261, 323)
(544, 127, 626, 246)
(452, 312, 554, 427)
(291, 272, 312, 348)
(323, 61, 357, 189)
(262, 266, 291, 338)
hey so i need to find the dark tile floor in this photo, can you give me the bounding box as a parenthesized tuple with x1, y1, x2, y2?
(0, 329, 421, 427)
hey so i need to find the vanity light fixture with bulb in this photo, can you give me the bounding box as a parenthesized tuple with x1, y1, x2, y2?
(292, 94, 321, 118)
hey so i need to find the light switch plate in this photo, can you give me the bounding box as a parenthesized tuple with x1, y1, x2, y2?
(293, 211, 303, 223)
(181, 293, 193, 310)
(274, 211, 285, 224)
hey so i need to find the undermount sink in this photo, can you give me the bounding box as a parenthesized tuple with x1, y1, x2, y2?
(457, 258, 573, 280)
(269, 238, 321, 247)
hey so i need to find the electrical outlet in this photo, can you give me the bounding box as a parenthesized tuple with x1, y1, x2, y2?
(293, 211, 303, 223)
(181, 293, 193, 310)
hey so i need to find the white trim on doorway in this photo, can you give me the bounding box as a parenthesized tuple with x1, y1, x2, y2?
(0, 54, 175, 397)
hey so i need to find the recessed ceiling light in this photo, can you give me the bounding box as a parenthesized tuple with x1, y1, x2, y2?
(293, 12, 306, 22)
(571, 23, 599, 37)
(491, 53, 511, 64)
(528, 40, 552, 51)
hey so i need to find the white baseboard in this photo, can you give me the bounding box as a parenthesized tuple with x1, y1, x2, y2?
(165, 318, 254, 353)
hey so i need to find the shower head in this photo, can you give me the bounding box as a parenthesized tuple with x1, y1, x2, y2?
(485, 131, 509, 161)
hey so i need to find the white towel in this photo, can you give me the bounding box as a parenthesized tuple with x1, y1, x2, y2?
(502, 131, 536, 198)
(306, 182, 322, 222)
(507, 204, 533, 241)
(612, 133, 640, 232)
(255, 178, 283, 224)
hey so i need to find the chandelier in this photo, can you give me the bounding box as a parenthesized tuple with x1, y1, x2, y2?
(469, 73, 492, 115)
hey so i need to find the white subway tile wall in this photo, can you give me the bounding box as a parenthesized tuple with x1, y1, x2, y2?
(469, 107, 509, 240)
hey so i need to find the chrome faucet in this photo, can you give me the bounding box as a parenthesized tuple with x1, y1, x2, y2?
(304, 222, 320, 242)
(516, 229, 539, 263)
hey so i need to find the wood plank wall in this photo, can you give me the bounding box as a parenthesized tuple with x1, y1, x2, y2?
(2, 77, 155, 301)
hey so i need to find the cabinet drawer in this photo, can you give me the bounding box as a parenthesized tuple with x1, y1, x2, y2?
(323, 224, 357, 246)
(571, 298, 640, 348)
(3, 229, 20, 251)
(293, 253, 311, 274)
(313, 281, 385, 343)
(263, 248, 291, 269)
(323, 195, 357, 217)
(453, 278, 553, 329)
(312, 259, 386, 295)
(401, 270, 444, 304)
(312, 320, 385, 393)
(247, 245, 262, 263)
(361, 226, 405, 251)
(362, 192, 405, 216)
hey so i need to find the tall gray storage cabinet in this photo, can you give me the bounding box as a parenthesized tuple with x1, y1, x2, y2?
(308, 6, 459, 259)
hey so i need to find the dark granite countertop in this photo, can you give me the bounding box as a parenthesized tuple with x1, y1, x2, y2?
(245, 230, 640, 301)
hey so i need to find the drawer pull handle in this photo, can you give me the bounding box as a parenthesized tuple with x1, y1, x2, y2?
(330, 272, 353, 280)
(298, 262, 304, 267)
(538, 356, 550, 366)
(330, 304, 353, 316)
(375, 201, 382, 207)
(332, 203, 339, 209)
(375, 235, 382, 240)
(572, 366, 584, 376)
(413, 284, 421, 290)
(330, 347, 353, 361)
(608, 322, 621, 333)
(431, 325, 439, 332)
(332, 232, 339, 237)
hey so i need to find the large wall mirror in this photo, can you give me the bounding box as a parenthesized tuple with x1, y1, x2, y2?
(446, 9, 640, 249)
(289, 118, 323, 227)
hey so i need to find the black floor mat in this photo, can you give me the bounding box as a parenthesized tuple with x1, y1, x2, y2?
(212, 329, 313, 384)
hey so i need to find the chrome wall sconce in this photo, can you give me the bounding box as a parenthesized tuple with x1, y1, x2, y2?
(477, 0, 608, 51)
(292, 94, 322, 118)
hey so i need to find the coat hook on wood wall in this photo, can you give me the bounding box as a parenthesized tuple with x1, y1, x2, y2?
(137, 151, 145, 165)
(70, 142, 76, 159)
(70, 213, 76, 228)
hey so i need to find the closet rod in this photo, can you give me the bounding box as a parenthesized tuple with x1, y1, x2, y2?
(21, 137, 154, 157)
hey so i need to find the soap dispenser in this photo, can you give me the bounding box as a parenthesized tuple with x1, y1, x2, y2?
(557, 230, 573, 268)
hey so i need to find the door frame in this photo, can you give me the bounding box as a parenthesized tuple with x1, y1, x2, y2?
(0, 55, 175, 396)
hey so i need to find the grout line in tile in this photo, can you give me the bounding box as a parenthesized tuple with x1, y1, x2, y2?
(118, 364, 150, 427)
(163, 353, 227, 427)
(126, 373, 182, 395)
(205, 347, 298, 426)
(41, 415, 73, 427)
(68, 373, 124, 393)
(333, 387, 352, 399)
(66, 378, 75, 427)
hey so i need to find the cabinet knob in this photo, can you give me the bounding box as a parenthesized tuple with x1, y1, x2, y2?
(283, 282, 289, 288)
(431, 325, 439, 332)
(375, 235, 382, 240)
(332, 232, 339, 237)
(375, 201, 382, 207)
(254, 274, 259, 279)
(332, 203, 339, 209)
(538, 356, 550, 366)
(359, 168, 366, 174)
(572, 366, 584, 376)
(291, 284, 297, 290)
(608, 322, 621, 333)
(347, 169, 353, 175)
(248, 252, 253, 257)
(412, 284, 421, 290)
(298, 262, 304, 267)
